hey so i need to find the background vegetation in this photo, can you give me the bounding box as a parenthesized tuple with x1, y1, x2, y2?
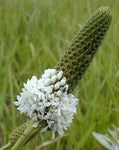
(0, 0, 119, 149)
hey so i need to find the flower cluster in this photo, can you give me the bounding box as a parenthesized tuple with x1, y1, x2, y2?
(93, 126, 119, 150)
(14, 69, 78, 138)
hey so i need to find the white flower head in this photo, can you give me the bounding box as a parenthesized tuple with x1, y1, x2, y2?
(14, 69, 78, 138)
(92, 126, 119, 150)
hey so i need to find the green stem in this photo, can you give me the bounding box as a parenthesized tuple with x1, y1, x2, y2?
(11, 121, 35, 150)
(11, 120, 46, 150)
(0, 142, 11, 150)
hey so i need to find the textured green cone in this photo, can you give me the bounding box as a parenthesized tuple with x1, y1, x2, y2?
(56, 7, 112, 93)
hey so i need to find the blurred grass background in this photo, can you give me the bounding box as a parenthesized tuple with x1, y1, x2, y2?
(0, 0, 119, 149)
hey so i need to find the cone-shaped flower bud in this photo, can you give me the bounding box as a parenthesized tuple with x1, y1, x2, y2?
(56, 7, 112, 93)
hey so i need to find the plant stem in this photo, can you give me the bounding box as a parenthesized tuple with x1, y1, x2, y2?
(0, 142, 11, 150)
(11, 120, 46, 150)
(11, 121, 35, 150)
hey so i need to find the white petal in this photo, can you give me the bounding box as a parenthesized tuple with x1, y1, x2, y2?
(54, 82, 60, 90)
(57, 71, 63, 80)
(51, 75, 57, 84)
(60, 78, 66, 86)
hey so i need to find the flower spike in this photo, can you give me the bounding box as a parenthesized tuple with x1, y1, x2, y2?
(1, 6, 112, 150)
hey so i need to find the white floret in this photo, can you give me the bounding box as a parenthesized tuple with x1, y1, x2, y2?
(60, 77, 66, 86)
(54, 82, 60, 90)
(44, 79, 51, 86)
(50, 69, 57, 75)
(51, 75, 57, 84)
(57, 71, 63, 80)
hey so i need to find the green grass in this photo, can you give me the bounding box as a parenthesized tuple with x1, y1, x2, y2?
(0, 0, 119, 149)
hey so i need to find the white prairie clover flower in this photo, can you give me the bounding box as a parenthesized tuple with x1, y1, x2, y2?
(92, 126, 119, 150)
(14, 69, 78, 139)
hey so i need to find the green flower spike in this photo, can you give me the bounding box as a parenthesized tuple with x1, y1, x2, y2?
(56, 7, 112, 93)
